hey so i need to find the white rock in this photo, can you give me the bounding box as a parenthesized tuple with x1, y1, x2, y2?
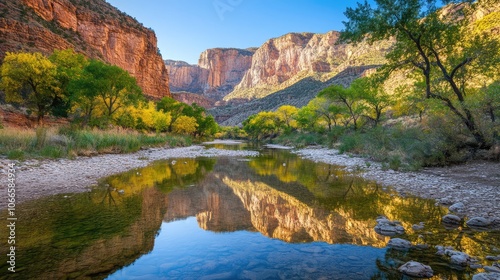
(387, 238, 412, 250)
(398, 261, 433, 278)
(467, 217, 492, 228)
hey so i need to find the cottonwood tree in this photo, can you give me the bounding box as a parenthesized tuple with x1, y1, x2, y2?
(319, 85, 365, 130)
(0, 52, 60, 125)
(49, 49, 88, 117)
(350, 77, 392, 126)
(69, 59, 143, 126)
(340, 0, 500, 148)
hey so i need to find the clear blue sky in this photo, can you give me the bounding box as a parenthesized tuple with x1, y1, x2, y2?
(105, 0, 373, 64)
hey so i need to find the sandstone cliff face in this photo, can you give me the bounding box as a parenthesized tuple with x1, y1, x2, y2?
(165, 60, 208, 94)
(0, 0, 170, 99)
(224, 31, 390, 101)
(165, 48, 254, 104)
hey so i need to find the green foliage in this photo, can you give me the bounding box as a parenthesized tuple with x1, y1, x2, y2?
(340, 0, 500, 147)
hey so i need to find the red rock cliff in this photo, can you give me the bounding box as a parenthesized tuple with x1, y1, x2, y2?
(165, 48, 254, 102)
(0, 0, 170, 98)
(225, 31, 391, 101)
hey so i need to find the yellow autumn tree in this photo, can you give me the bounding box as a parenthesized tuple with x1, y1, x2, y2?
(171, 115, 198, 135)
(0, 52, 60, 125)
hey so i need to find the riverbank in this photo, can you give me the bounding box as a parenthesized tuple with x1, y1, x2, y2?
(2, 142, 499, 222)
(0, 145, 259, 209)
(294, 147, 500, 220)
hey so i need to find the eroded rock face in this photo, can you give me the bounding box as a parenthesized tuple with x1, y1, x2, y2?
(165, 48, 254, 102)
(225, 31, 391, 101)
(0, 0, 170, 99)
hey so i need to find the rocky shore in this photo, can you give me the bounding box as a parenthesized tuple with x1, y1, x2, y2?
(0, 145, 258, 209)
(294, 147, 500, 221)
(2, 143, 499, 224)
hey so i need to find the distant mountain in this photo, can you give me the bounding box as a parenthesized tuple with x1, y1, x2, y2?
(0, 0, 170, 98)
(165, 48, 255, 104)
(209, 66, 379, 126)
(165, 30, 391, 116)
(226, 31, 390, 101)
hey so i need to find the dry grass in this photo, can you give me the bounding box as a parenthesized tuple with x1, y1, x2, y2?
(0, 126, 192, 160)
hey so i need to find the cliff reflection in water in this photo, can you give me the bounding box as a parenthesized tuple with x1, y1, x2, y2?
(2, 149, 499, 279)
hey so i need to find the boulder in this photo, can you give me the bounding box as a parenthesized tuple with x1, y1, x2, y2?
(387, 238, 412, 250)
(444, 249, 472, 266)
(472, 272, 500, 280)
(442, 214, 462, 225)
(398, 261, 434, 278)
(466, 217, 492, 228)
(375, 217, 405, 236)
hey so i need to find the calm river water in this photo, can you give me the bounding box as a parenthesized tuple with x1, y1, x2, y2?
(1, 144, 499, 279)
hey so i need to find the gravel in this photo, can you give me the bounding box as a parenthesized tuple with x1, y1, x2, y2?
(0, 145, 258, 209)
(294, 148, 500, 219)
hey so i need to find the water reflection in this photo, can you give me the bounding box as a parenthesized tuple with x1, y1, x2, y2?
(0, 148, 499, 279)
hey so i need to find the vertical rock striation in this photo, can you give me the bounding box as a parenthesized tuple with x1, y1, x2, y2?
(0, 0, 170, 98)
(165, 48, 255, 103)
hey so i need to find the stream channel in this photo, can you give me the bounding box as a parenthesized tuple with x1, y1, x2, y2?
(1, 143, 499, 279)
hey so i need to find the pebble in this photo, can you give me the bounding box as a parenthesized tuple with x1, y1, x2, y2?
(0, 145, 259, 209)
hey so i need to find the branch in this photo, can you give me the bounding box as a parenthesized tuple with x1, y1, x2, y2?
(450, 57, 473, 79)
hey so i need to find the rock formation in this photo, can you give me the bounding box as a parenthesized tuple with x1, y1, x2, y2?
(165, 48, 254, 103)
(0, 0, 170, 98)
(225, 31, 391, 101)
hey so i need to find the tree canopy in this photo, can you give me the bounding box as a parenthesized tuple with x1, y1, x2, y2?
(0, 52, 60, 124)
(340, 0, 500, 147)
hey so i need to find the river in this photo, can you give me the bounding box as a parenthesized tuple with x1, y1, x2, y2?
(1, 144, 499, 279)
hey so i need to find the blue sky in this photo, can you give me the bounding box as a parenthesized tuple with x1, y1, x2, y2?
(105, 1, 373, 64)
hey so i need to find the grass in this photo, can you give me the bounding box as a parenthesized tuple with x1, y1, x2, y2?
(0, 126, 193, 160)
(274, 124, 471, 171)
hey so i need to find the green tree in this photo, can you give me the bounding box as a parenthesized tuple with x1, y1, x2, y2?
(49, 49, 88, 117)
(68, 60, 143, 126)
(319, 85, 365, 130)
(243, 111, 280, 140)
(96, 62, 143, 118)
(156, 97, 187, 132)
(340, 0, 500, 147)
(0, 52, 60, 125)
(67, 60, 104, 126)
(296, 105, 318, 131)
(350, 77, 392, 126)
(276, 105, 299, 132)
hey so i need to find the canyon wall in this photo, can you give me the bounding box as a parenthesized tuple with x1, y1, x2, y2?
(225, 31, 391, 101)
(165, 48, 254, 103)
(0, 0, 170, 98)
(165, 31, 389, 106)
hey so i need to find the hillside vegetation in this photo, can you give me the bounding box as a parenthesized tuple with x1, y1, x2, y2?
(234, 0, 500, 170)
(0, 49, 218, 159)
